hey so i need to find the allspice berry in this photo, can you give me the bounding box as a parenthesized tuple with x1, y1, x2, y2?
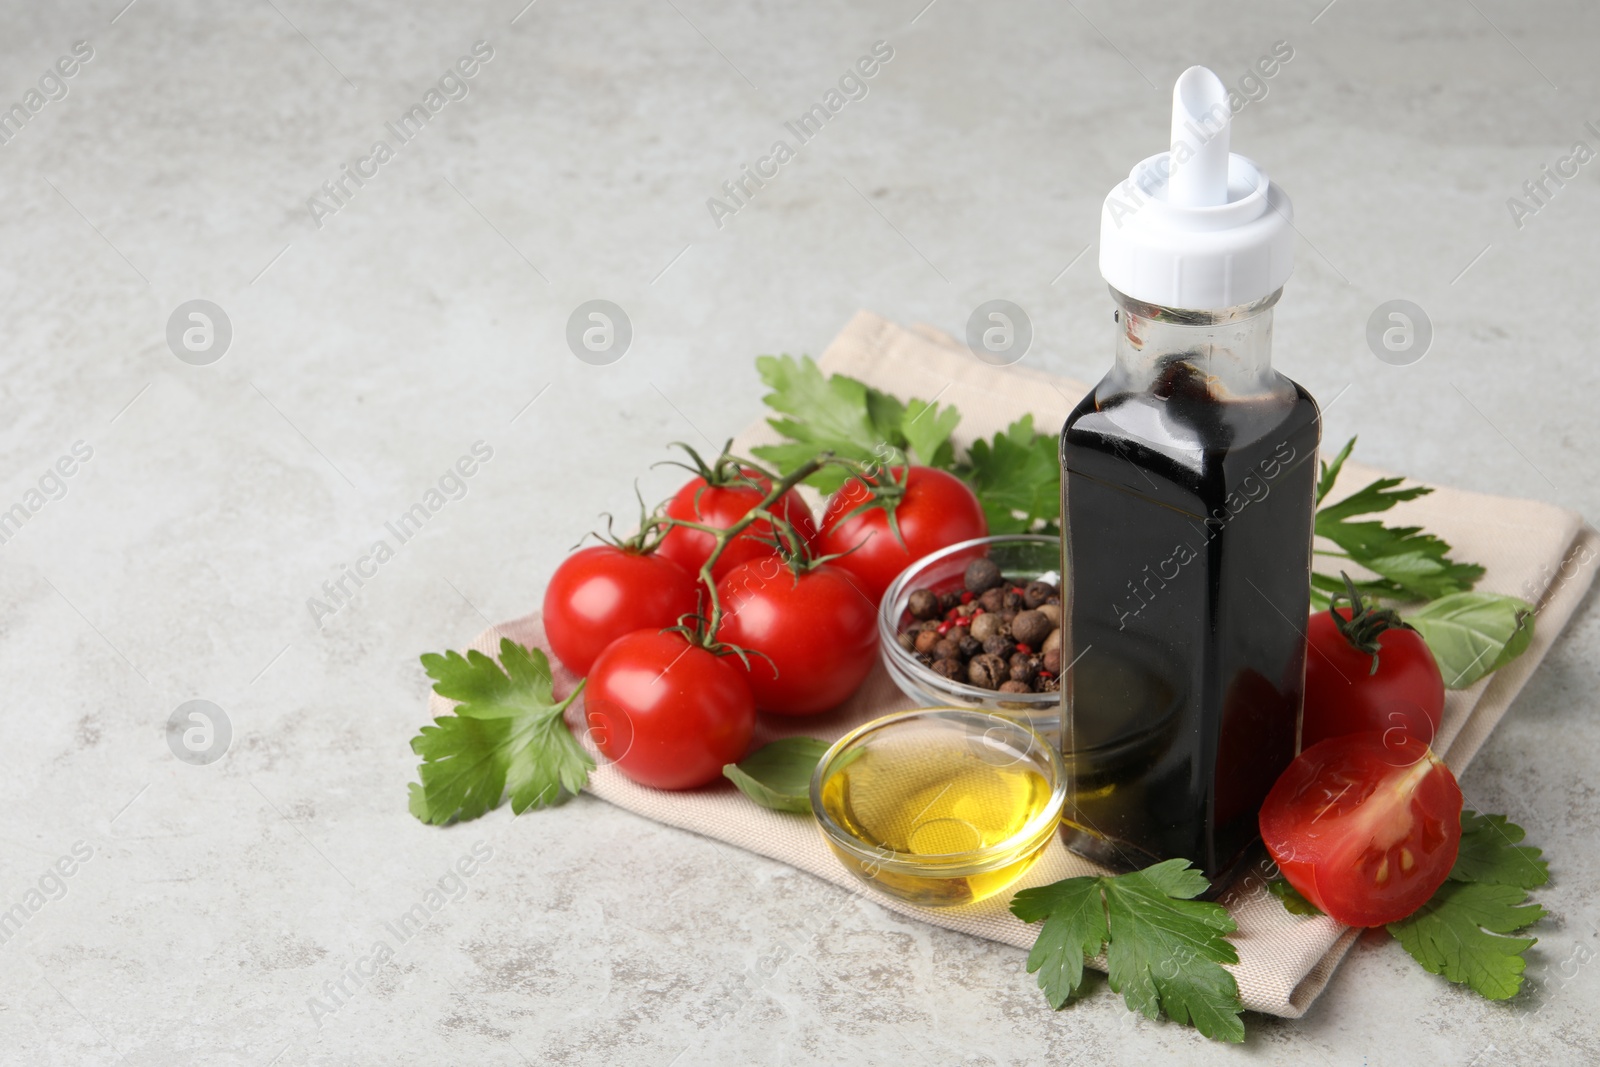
(982, 635, 1017, 660)
(967, 653, 1008, 689)
(1042, 646, 1062, 674)
(1041, 628, 1062, 655)
(933, 638, 961, 660)
(908, 588, 941, 620)
(1023, 580, 1056, 609)
(977, 587, 1007, 614)
(1010, 609, 1052, 649)
(914, 630, 941, 654)
(998, 680, 1032, 694)
(964, 557, 1003, 594)
(969, 613, 1004, 643)
(932, 658, 965, 680)
(1036, 603, 1062, 627)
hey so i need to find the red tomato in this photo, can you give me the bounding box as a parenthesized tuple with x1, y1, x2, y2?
(714, 557, 880, 716)
(542, 546, 699, 676)
(1303, 604, 1445, 750)
(657, 468, 816, 583)
(584, 630, 755, 790)
(1260, 732, 1463, 927)
(817, 466, 987, 604)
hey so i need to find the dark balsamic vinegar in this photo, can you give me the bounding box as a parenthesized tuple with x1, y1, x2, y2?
(1060, 356, 1320, 882)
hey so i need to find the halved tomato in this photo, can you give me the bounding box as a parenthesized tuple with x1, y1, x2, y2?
(1259, 732, 1463, 927)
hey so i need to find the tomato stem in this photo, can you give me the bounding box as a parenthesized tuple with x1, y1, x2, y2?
(655, 448, 872, 653)
(1329, 570, 1413, 674)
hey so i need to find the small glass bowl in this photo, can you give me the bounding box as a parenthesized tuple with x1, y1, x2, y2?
(809, 708, 1067, 908)
(878, 535, 1064, 732)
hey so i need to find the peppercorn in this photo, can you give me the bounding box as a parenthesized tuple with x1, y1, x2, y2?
(982, 635, 1016, 660)
(896, 631, 916, 652)
(939, 590, 963, 613)
(1009, 657, 1038, 685)
(957, 635, 983, 658)
(931, 657, 965, 680)
(1036, 603, 1062, 627)
(1010, 609, 1052, 649)
(1041, 628, 1062, 655)
(1023, 580, 1056, 609)
(1001, 590, 1026, 613)
(914, 630, 941, 654)
(998, 680, 1032, 695)
(964, 557, 1003, 594)
(977, 587, 1006, 614)
(967, 653, 1008, 689)
(1042, 646, 1062, 674)
(908, 588, 941, 620)
(933, 638, 961, 660)
(969, 613, 1004, 643)
(948, 624, 970, 644)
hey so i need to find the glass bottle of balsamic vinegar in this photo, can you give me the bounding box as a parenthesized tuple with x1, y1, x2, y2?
(1059, 66, 1320, 883)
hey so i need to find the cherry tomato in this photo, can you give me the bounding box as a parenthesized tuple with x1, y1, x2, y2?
(1260, 732, 1463, 927)
(584, 630, 755, 790)
(817, 466, 988, 604)
(1303, 601, 1445, 750)
(542, 546, 699, 676)
(657, 468, 816, 582)
(714, 557, 879, 716)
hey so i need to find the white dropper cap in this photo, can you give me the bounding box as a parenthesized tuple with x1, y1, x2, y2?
(1097, 65, 1294, 311)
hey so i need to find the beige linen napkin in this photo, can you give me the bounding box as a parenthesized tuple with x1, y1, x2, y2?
(431, 311, 1597, 1018)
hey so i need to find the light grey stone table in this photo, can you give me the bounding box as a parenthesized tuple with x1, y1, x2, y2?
(2, 1, 1596, 1063)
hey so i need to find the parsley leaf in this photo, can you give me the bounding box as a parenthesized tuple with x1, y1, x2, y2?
(723, 737, 830, 813)
(1449, 811, 1549, 888)
(901, 397, 961, 472)
(1011, 859, 1244, 1042)
(1267, 879, 1322, 916)
(408, 638, 592, 825)
(1387, 881, 1544, 1000)
(751, 354, 959, 492)
(1385, 811, 1548, 1000)
(1313, 436, 1485, 606)
(955, 415, 1062, 534)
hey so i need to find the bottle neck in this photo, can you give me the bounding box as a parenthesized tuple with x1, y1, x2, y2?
(1108, 287, 1282, 399)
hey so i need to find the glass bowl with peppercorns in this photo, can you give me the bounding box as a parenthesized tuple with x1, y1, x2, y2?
(878, 534, 1064, 733)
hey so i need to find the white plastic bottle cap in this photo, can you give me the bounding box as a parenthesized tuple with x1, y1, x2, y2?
(1098, 66, 1294, 311)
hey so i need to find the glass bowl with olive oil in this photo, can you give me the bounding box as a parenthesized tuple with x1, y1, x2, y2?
(810, 708, 1067, 908)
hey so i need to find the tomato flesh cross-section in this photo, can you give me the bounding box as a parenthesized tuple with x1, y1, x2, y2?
(1259, 732, 1463, 927)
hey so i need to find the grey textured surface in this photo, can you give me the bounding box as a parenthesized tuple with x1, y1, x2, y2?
(1, 0, 1596, 1063)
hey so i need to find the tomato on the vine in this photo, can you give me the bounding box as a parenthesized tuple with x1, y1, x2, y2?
(714, 556, 879, 716)
(657, 466, 815, 582)
(817, 466, 987, 604)
(542, 546, 699, 676)
(1259, 732, 1463, 927)
(584, 630, 755, 790)
(1302, 581, 1446, 750)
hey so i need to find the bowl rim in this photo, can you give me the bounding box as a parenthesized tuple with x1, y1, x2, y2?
(877, 533, 1064, 708)
(808, 706, 1067, 878)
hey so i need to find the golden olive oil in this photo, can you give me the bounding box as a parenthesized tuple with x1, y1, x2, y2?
(818, 726, 1056, 907)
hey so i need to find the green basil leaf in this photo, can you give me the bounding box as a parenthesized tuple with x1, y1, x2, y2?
(723, 737, 831, 813)
(1405, 593, 1536, 689)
